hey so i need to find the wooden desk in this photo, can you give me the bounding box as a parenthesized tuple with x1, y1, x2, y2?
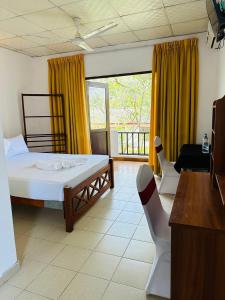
(169, 172, 225, 300)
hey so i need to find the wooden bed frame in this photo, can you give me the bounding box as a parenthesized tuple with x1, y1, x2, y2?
(11, 158, 114, 232)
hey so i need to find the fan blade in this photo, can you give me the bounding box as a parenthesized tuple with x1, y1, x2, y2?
(83, 22, 118, 39)
(77, 41, 94, 52)
(24, 34, 49, 39)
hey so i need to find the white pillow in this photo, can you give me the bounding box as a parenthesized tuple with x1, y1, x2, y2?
(6, 134, 29, 158)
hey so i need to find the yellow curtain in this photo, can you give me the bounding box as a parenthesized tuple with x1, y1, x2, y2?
(48, 54, 91, 154)
(149, 38, 199, 174)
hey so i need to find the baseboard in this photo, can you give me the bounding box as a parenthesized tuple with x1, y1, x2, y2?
(112, 156, 148, 162)
(0, 261, 20, 286)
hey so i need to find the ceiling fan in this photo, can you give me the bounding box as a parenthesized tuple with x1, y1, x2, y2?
(70, 17, 118, 52)
(23, 18, 118, 52)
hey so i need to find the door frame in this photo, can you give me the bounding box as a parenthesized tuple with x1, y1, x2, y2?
(86, 81, 111, 156)
(86, 71, 152, 159)
(86, 70, 151, 81)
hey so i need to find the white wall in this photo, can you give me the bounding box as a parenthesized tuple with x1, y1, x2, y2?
(217, 47, 225, 98)
(85, 45, 153, 77)
(30, 33, 219, 143)
(0, 47, 32, 283)
(0, 47, 32, 138)
(0, 123, 17, 282)
(196, 35, 218, 141)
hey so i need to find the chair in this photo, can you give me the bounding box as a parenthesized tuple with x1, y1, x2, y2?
(154, 136, 180, 194)
(136, 164, 171, 299)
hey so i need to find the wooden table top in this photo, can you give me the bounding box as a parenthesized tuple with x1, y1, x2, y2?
(169, 172, 225, 232)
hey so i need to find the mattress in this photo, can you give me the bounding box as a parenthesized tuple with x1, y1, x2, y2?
(7, 152, 109, 202)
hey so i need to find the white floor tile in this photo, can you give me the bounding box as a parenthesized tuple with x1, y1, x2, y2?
(117, 211, 143, 225)
(16, 290, 49, 299)
(124, 240, 155, 263)
(15, 235, 43, 260)
(124, 202, 144, 213)
(162, 205, 172, 214)
(13, 219, 35, 236)
(45, 229, 70, 244)
(0, 284, 22, 300)
(24, 239, 65, 264)
(95, 235, 130, 256)
(27, 265, 75, 299)
(118, 187, 138, 195)
(127, 195, 141, 203)
(110, 193, 136, 202)
(76, 217, 113, 234)
(96, 198, 127, 210)
(60, 273, 108, 300)
(80, 252, 120, 280)
(102, 282, 145, 300)
(107, 222, 137, 238)
(25, 224, 56, 239)
(86, 207, 121, 221)
(101, 189, 119, 198)
(139, 216, 148, 227)
(8, 259, 47, 289)
(52, 245, 91, 271)
(112, 258, 151, 289)
(133, 226, 153, 243)
(64, 230, 104, 250)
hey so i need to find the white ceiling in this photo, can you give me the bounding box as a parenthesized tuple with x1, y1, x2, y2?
(0, 0, 208, 57)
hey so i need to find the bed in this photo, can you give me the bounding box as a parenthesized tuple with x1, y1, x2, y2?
(8, 152, 114, 232)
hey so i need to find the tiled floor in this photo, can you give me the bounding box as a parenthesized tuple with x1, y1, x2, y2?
(1, 161, 174, 300)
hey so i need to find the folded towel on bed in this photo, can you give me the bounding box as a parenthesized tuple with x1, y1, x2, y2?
(35, 158, 87, 171)
(61, 159, 83, 169)
(36, 160, 63, 171)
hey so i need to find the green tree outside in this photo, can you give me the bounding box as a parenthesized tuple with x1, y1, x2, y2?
(88, 73, 151, 155)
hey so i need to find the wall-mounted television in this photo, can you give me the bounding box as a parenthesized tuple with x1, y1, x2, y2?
(206, 0, 225, 41)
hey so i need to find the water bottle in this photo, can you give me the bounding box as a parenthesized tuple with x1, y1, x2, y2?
(202, 133, 209, 154)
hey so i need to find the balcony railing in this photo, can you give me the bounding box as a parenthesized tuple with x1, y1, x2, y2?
(118, 131, 149, 156)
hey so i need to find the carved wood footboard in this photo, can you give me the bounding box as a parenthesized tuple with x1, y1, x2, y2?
(11, 159, 114, 233)
(63, 158, 114, 232)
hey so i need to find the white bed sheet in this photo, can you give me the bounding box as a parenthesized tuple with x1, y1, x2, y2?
(7, 152, 109, 202)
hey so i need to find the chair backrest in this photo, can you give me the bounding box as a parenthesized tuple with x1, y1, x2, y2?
(136, 164, 166, 243)
(154, 136, 167, 171)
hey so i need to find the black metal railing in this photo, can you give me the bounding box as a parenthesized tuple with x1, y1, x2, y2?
(118, 131, 149, 156)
